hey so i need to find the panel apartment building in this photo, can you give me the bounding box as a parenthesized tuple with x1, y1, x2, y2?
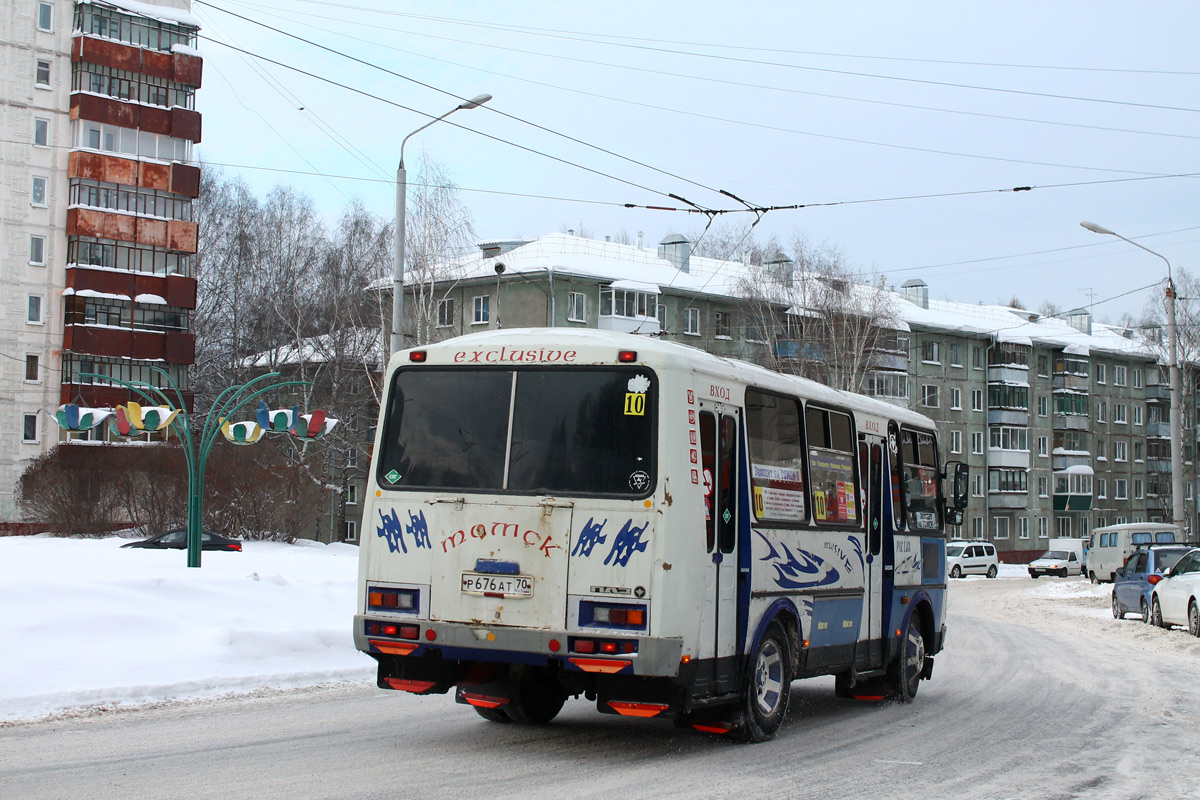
(0, 0, 201, 521)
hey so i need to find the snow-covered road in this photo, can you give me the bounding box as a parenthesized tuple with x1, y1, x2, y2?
(3, 558, 1199, 799)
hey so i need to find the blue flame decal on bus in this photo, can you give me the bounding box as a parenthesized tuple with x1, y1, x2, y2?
(756, 531, 841, 589)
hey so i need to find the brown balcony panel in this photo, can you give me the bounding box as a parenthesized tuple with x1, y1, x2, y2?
(130, 331, 166, 361)
(167, 220, 198, 253)
(73, 36, 141, 72)
(139, 104, 172, 137)
(164, 331, 196, 364)
(165, 275, 197, 309)
(69, 265, 136, 298)
(67, 207, 137, 244)
(142, 49, 173, 81)
(67, 325, 134, 358)
(69, 151, 139, 186)
(139, 161, 171, 192)
(170, 107, 201, 143)
(173, 53, 203, 88)
(71, 93, 138, 129)
(170, 163, 200, 198)
(137, 218, 169, 248)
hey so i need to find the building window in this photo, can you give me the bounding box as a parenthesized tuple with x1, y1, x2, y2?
(1133, 405, 1143, 426)
(1134, 441, 1143, 462)
(436, 297, 455, 328)
(345, 520, 357, 541)
(1097, 478, 1107, 498)
(714, 311, 731, 338)
(31, 176, 47, 206)
(971, 389, 983, 412)
(950, 430, 962, 454)
(972, 346, 984, 369)
(1134, 479, 1143, 500)
(971, 431, 984, 455)
(684, 307, 699, 335)
(973, 517, 984, 538)
(36, 59, 51, 88)
(27, 295, 43, 324)
(1038, 436, 1048, 457)
(567, 292, 586, 322)
(1038, 476, 1049, 497)
(23, 414, 38, 443)
(29, 235, 46, 265)
(1039, 517, 1049, 538)
(1114, 365, 1127, 386)
(1133, 368, 1143, 389)
(922, 384, 939, 408)
(1095, 363, 1106, 384)
(472, 295, 489, 324)
(1115, 479, 1128, 500)
(25, 355, 40, 382)
(1096, 401, 1106, 423)
(34, 118, 49, 146)
(922, 341, 940, 363)
(994, 517, 1010, 540)
(1096, 439, 1106, 460)
(949, 343, 962, 366)
(37, 2, 53, 31)
(1038, 395, 1048, 416)
(1114, 403, 1127, 424)
(863, 371, 908, 400)
(971, 474, 984, 497)
(346, 485, 358, 505)
(1019, 518, 1030, 540)
(1053, 392, 1088, 416)
(1057, 517, 1072, 537)
(988, 469, 1028, 494)
(347, 449, 358, 468)
(1037, 355, 1049, 376)
(989, 384, 1029, 410)
(950, 387, 961, 410)
(989, 426, 1029, 451)
(1114, 441, 1128, 462)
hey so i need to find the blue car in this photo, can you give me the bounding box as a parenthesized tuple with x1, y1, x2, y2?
(1112, 545, 1192, 622)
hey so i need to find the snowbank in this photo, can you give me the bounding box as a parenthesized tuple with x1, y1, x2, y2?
(0, 536, 373, 722)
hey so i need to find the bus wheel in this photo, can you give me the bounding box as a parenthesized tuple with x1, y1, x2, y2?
(473, 705, 513, 724)
(739, 624, 792, 742)
(889, 616, 926, 703)
(507, 681, 567, 725)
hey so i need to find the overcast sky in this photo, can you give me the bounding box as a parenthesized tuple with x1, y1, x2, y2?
(190, 1, 1200, 325)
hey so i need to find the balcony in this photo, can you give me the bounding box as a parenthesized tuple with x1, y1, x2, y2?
(1053, 494, 1093, 512)
(1145, 384, 1171, 402)
(1145, 422, 1170, 438)
(988, 409, 1029, 426)
(1052, 414, 1089, 432)
(64, 325, 195, 363)
(988, 364, 1029, 385)
(1146, 458, 1172, 473)
(988, 449, 1030, 469)
(866, 351, 907, 371)
(775, 340, 825, 362)
(987, 493, 1029, 510)
(1052, 374, 1089, 392)
(1052, 452, 1091, 470)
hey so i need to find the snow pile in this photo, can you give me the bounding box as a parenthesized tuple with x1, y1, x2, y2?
(0, 536, 373, 722)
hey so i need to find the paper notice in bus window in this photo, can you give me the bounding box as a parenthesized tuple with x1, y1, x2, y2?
(751, 463, 805, 520)
(808, 449, 858, 524)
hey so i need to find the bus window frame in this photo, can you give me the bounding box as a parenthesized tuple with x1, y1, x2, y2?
(374, 364, 660, 500)
(804, 402, 865, 531)
(897, 424, 945, 535)
(744, 387, 811, 529)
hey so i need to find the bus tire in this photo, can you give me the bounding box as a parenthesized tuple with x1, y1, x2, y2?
(473, 705, 513, 724)
(889, 614, 926, 703)
(739, 623, 792, 742)
(506, 680, 567, 725)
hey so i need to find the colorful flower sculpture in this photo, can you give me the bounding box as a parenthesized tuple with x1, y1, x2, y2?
(53, 404, 113, 431)
(290, 410, 338, 441)
(108, 402, 180, 438)
(255, 401, 299, 433)
(219, 418, 265, 445)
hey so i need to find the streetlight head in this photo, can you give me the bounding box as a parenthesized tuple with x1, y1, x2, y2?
(1080, 221, 1116, 236)
(459, 93, 492, 110)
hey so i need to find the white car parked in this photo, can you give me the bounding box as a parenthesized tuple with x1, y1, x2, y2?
(947, 541, 998, 579)
(1028, 549, 1083, 579)
(1150, 547, 1200, 637)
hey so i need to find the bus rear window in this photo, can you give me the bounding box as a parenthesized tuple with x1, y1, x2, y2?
(377, 367, 656, 496)
(745, 389, 807, 523)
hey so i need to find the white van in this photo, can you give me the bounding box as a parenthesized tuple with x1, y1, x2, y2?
(1087, 523, 1182, 583)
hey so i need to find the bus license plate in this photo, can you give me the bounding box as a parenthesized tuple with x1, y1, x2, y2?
(461, 572, 534, 598)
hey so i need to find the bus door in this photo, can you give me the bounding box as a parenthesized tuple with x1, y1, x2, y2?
(858, 437, 886, 663)
(698, 404, 741, 695)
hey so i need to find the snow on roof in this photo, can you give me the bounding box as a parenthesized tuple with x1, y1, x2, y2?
(241, 328, 383, 369)
(609, 279, 661, 294)
(80, 0, 202, 28)
(134, 293, 167, 305)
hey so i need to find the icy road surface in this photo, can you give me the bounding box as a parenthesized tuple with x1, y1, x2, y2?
(3, 574, 1200, 799)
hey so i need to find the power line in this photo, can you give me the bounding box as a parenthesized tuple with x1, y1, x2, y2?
(259, 0, 1200, 115)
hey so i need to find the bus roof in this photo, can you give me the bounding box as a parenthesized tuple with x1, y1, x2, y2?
(394, 328, 937, 431)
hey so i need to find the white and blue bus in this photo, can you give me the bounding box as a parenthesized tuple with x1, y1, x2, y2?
(354, 328, 967, 741)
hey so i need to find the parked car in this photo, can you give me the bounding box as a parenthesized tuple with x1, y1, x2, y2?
(1028, 549, 1082, 578)
(1112, 545, 1192, 622)
(122, 528, 243, 552)
(1150, 547, 1200, 636)
(1087, 523, 1182, 583)
(947, 541, 998, 578)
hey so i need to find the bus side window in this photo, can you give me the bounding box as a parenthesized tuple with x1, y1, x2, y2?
(718, 415, 737, 554)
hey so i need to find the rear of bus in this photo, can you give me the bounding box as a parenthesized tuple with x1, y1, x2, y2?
(354, 331, 681, 723)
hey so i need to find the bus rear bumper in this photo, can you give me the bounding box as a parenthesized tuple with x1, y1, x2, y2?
(355, 614, 685, 678)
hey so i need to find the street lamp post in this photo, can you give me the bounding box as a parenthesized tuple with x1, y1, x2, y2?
(391, 93, 492, 355)
(1080, 221, 1186, 534)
